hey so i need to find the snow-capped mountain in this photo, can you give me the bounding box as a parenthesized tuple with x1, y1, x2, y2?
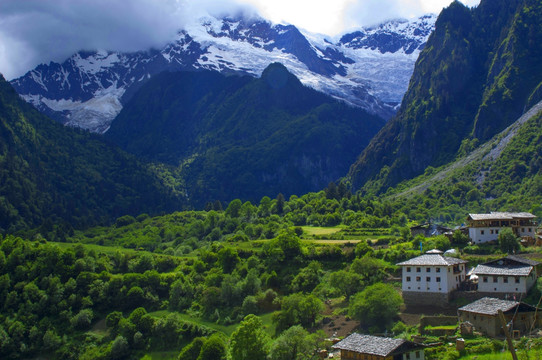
(11, 14, 436, 133)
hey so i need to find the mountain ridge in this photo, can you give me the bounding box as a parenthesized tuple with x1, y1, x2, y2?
(105, 63, 385, 205)
(10, 13, 436, 133)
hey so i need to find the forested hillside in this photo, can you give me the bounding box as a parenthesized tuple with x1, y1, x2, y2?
(3, 184, 542, 359)
(379, 101, 542, 223)
(348, 0, 542, 193)
(106, 63, 385, 206)
(0, 74, 184, 233)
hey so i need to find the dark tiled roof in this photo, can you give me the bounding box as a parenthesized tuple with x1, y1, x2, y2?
(332, 334, 406, 356)
(472, 255, 538, 276)
(459, 297, 537, 315)
(458, 297, 519, 315)
(396, 254, 467, 266)
(506, 255, 540, 266)
(472, 264, 533, 277)
(467, 212, 536, 221)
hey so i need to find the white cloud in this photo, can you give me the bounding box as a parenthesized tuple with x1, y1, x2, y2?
(0, 0, 481, 80)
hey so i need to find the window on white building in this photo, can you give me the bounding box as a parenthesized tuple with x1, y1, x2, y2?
(436, 277, 441, 282)
(407, 267, 411, 272)
(426, 277, 431, 282)
(493, 277, 498, 283)
(483, 277, 488, 283)
(406, 277, 411, 282)
(436, 268, 441, 273)
(416, 277, 421, 282)
(481, 230, 485, 235)
(416, 267, 421, 273)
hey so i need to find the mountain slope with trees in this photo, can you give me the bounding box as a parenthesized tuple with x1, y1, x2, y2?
(105, 63, 385, 206)
(380, 100, 542, 223)
(348, 0, 542, 194)
(0, 74, 184, 233)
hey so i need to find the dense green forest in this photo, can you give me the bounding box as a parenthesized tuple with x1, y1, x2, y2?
(0, 74, 185, 233)
(2, 187, 542, 359)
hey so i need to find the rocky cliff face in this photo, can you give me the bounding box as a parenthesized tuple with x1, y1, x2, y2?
(10, 14, 436, 133)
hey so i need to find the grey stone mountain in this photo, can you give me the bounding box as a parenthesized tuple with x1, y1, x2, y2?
(10, 13, 436, 133)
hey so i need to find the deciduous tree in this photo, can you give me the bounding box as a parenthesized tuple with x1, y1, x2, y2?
(229, 315, 270, 360)
(349, 283, 402, 330)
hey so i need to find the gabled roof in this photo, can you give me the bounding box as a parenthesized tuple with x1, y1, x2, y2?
(458, 297, 537, 315)
(472, 255, 538, 277)
(472, 264, 532, 276)
(505, 255, 540, 267)
(332, 334, 422, 357)
(396, 253, 467, 266)
(467, 212, 536, 221)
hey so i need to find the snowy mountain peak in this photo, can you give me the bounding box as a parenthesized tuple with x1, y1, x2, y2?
(11, 13, 436, 133)
(339, 14, 437, 54)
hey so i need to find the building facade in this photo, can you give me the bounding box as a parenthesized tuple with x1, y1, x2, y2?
(467, 212, 537, 244)
(472, 255, 539, 296)
(397, 250, 467, 306)
(333, 334, 425, 360)
(458, 297, 540, 337)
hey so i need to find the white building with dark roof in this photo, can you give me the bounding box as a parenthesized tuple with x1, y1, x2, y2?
(396, 250, 467, 305)
(467, 212, 537, 244)
(332, 333, 425, 360)
(458, 297, 540, 337)
(472, 255, 539, 295)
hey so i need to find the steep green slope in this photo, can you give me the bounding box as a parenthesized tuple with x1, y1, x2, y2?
(0, 74, 184, 233)
(106, 63, 385, 206)
(383, 100, 542, 222)
(348, 0, 542, 194)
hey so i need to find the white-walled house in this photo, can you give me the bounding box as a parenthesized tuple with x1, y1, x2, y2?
(397, 250, 467, 305)
(467, 212, 537, 244)
(472, 255, 539, 296)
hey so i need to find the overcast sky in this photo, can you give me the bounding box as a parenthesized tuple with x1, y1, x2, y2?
(0, 0, 480, 80)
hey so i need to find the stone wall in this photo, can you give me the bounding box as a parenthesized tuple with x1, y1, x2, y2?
(402, 291, 450, 307)
(451, 291, 523, 303)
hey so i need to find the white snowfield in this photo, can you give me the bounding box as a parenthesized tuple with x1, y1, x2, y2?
(12, 14, 436, 134)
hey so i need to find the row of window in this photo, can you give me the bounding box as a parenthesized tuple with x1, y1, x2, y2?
(479, 228, 532, 235)
(482, 276, 521, 284)
(406, 276, 441, 282)
(406, 267, 441, 273)
(480, 229, 498, 235)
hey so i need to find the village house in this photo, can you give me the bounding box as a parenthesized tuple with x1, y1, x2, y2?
(410, 223, 452, 238)
(471, 255, 539, 296)
(332, 333, 425, 360)
(397, 250, 468, 306)
(467, 212, 537, 244)
(458, 297, 540, 337)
